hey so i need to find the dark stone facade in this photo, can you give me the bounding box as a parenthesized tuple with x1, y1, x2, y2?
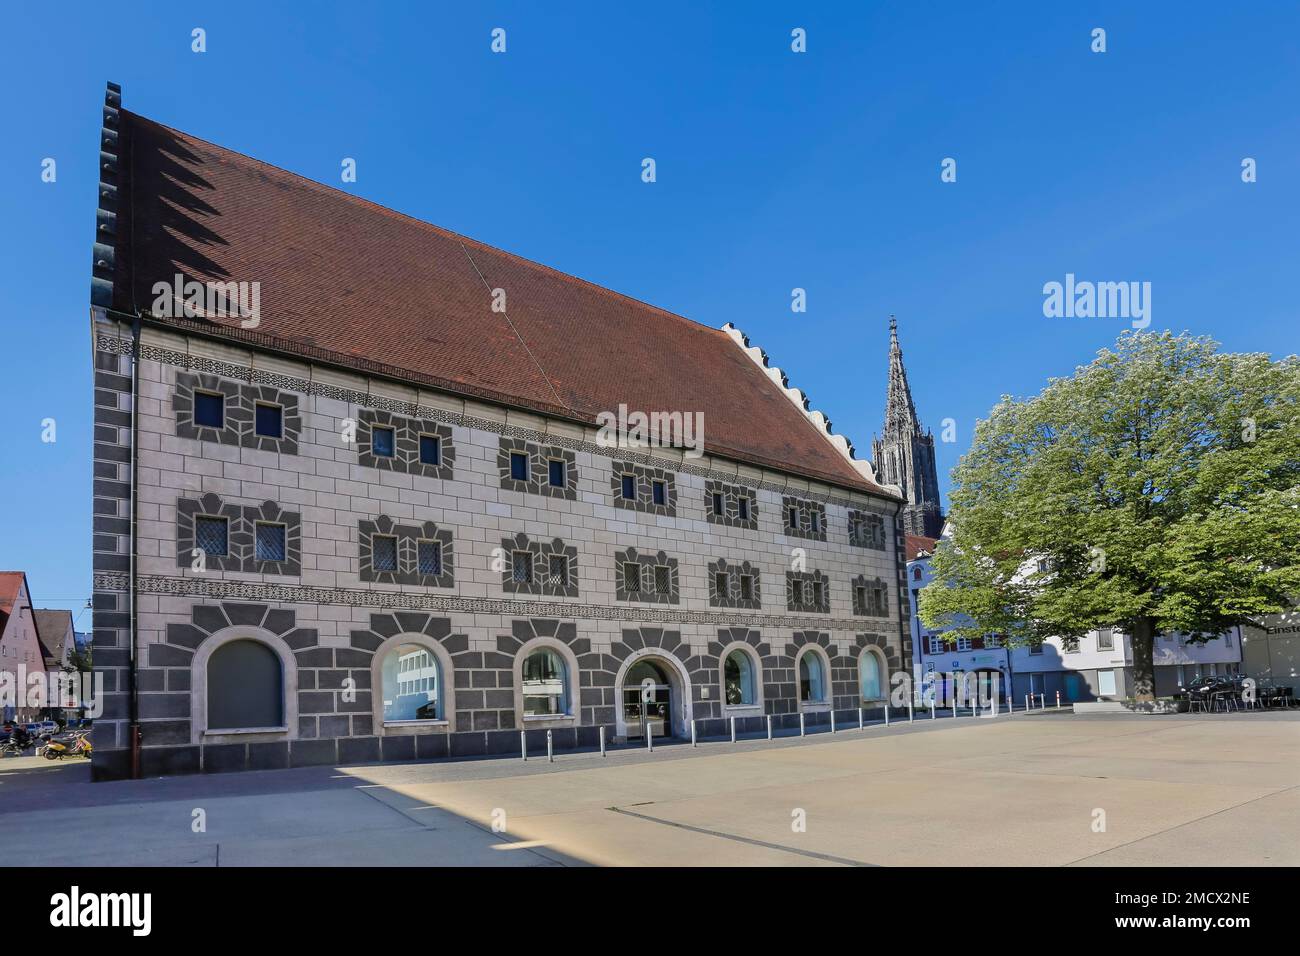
(356, 408, 455, 479)
(704, 480, 760, 530)
(848, 509, 887, 550)
(358, 515, 455, 587)
(613, 548, 680, 604)
(610, 460, 677, 517)
(781, 495, 828, 541)
(707, 558, 762, 610)
(497, 437, 578, 500)
(176, 493, 302, 576)
(786, 570, 831, 614)
(499, 533, 578, 598)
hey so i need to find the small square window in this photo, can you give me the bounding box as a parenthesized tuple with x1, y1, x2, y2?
(739, 575, 753, 599)
(737, 497, 750, 520)
(194, 391, 224, 429)
(548, 555, 568, 587)
(510, 452, 529, 481)
(255, 403, 283, 439)
(418, 540, 442, 575)
(195, 516, 228, 557)
(512, 551, 533, 584)
(548, 459, 566, 488)
(419, 434, 441, 466)
(372, 535, 398, 572)
(623, 562, 641, 592)
(652, 480, 666, 505)
(712, 492, 724, 516)
(714, 572, 729, 599)
(621, 474, 636, 500)
(788, 507, 800, 530)
(653, 565, 671, 594)
(372, 426, 396, 458)
(255, 522, 287, 562)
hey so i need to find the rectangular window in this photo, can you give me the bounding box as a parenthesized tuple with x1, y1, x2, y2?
(1097, 669, 1117, 696)
(621, 474, 636, 500)
(928, 635, 943, 655)
(255, 403, 283, 439)
(512, 551, 533, 584)
(811, 581, 824, 606)
(417, 540, 442, 575)
(956, 637, 972, 652)
(372, 535, 398, 572)
(194, 391, 224, 429)
(419, 434, 441, 466)
(809, 511, 821, 534)
(548, 555, 568, 587)
(1096, 627, 1114, 651)
(195, 516, 229, 557)
(653, 565, 670, 594)
(652, 480, 666, 505)
(1029, 643, 1043, 655)
(855, 585, 867, 612)
(255, 522, 287, 562)
(510, 452, 529, 481)
(623, 562, 640, 592)
(985, 634, 1002, 648)
(372, 426, 396, 458)
(712, 492, 724, 516)
(715, 572, 729, 599)
(548, 458, 566, 488)
(788, 507, 800, 530)
(791, 580, 804, 605)
(739, 575, 753, 600)
(737, 497, 750, 520)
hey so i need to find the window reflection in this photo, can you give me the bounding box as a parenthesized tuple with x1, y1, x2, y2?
(382, 643, 440, 721)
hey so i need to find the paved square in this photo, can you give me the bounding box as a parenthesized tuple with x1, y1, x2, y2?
(2, 713, 1296, 866)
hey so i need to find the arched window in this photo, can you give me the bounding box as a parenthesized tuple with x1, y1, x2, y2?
(381, 643, 441, 721)
(798, 651, 827, 703)
(208, 639, 283, 730)
(724, 650, 757, 706)
(859, 651, 884, 701)
(912, 566, 922, 581)
(521, 648, 569, 716)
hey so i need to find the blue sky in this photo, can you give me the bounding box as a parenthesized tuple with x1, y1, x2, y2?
(3, 2, 1297, 619)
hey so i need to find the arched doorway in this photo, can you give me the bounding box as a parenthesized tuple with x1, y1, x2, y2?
(616, 652, 690, 741)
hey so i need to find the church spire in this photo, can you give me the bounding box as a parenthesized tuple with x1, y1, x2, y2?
(871, 316, 944, 538)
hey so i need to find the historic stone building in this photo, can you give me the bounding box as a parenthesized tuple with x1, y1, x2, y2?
(88, 84, 911, 780)
(871, 318, 944, 538)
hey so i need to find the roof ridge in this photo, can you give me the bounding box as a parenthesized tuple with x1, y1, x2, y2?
(125, 110, 734, 341)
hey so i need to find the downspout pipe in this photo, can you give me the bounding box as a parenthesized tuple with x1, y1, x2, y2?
(128, 312, 141, 779)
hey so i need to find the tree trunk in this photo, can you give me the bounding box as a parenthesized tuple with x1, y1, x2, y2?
(1129, 617, 1157, 701)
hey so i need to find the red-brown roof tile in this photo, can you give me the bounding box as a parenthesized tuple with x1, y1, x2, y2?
(905, 534, 940, 561)
(109, 111, 890, 496)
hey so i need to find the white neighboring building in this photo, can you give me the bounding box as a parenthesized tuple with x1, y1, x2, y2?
(1241, 606, 1299, 694)
(907, 533, 1011, 705)
(907, 532, 1243, 704)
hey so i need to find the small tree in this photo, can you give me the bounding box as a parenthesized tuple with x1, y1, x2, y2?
(919, 331, 1300, 700)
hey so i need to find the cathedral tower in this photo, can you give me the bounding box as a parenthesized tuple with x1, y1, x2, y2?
(871, 317, 944, 538)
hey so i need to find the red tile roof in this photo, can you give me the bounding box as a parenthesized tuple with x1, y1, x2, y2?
(905, 534, 940, 561)
(107, 111, 891, 496)
(0, 572, 26, 638)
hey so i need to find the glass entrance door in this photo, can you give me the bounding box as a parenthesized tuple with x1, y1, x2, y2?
(623, 684, 671, 739)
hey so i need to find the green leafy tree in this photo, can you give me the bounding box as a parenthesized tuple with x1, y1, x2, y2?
(919, 331, 1300, 700)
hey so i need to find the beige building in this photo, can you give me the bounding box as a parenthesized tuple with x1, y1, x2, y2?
(88, 85, 912, 779)
(1, 572, 48, 723)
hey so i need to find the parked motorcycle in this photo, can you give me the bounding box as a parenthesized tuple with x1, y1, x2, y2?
(43, 730, 92, 760)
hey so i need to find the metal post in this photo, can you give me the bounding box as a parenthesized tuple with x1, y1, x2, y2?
(691, 719, 697, 748)
(646, 724, 653, 752)
(730, 716, 736, 743)
(1056, 690, 1062, 709)
(884, 705, 889, 727)
(908, 699, 914, 722)
(930, 699, 936, 719)
(766, 715, 772, 740)
(521, 730, 527, 761)
(858, 707, 864, 730)
(1025, 693, 1031, 711)
(546, 729, 553, 763)
(952, 699, 958, 718)
(799, 713, 806, 737)
(1039, 693, 1045, 709)
(830, 710, 836, 734)
(599, 725, 606, 757)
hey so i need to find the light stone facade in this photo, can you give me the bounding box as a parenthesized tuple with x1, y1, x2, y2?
(91, 318, 910, 779)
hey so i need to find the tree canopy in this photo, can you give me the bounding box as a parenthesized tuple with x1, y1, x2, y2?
(918, 331, 1300, 698)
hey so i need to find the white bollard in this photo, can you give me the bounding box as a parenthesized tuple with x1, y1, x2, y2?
(930, 700, 936, 720)
(1025, 693, 1031, 711)
(1056, 690, 1062, 709)
(691, 719, 697, 748)
(546, 729, 553, 763)
(599, 725, 606, 757)
(730, 716, 736, 743)
(799, 713, 806, 737)
(908, 700, 914, 723)
(766, 715, 773, 740)
(646, 724, 653, 752)
(952, 700, 958, 719)
(884, 705, 889, 727)
(858, 707, 864, 730)
(1039, 693, 1045, 709)
(830, 710, 836, 734)
(521, 730, 527, 761)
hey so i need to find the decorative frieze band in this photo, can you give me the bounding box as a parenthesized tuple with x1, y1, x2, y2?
(93, 572, 884, 633)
